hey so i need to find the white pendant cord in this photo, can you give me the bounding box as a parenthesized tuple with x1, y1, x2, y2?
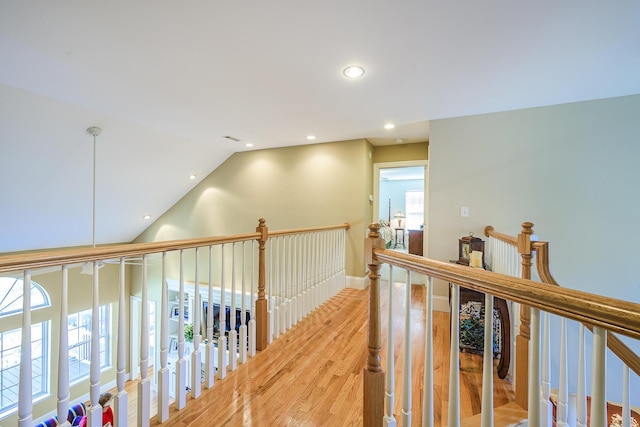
(92, 132, 96, 248)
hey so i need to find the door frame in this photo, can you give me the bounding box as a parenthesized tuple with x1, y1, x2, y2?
(373, 159, 429, 258)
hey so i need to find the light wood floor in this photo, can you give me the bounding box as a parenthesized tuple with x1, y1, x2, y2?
(119, 283, 515, 426)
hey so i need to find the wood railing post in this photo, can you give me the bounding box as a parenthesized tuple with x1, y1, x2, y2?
(256, 218, 269, 351)
(363, 223, 385, 427)
(516, 221, 534, 409)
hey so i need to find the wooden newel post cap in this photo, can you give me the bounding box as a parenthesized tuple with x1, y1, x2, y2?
(365, 223, 385, 265)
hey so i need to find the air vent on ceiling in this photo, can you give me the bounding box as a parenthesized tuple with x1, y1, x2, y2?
(223, 135, 241, 142)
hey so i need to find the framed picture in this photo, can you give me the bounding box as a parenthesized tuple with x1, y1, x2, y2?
(169, 337, 178, 354)
(171, 306, 180, 319)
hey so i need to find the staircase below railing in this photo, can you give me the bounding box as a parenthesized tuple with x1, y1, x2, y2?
(363, 222, 640, 427)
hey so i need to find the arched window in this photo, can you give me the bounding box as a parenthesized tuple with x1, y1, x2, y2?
(0, 277, 50, 417)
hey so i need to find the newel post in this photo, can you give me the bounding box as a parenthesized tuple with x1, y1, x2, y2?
(256, 218, 269, 351)
(363, 223, 385, 427)
(515, 221, 534, 409)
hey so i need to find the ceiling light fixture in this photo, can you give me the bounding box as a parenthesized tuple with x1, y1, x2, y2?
(245, 143, 254, 147)
(143, 215, 151, 220)
(343, 65, 365, 79)
(189, 174, 196, 180)
(306, 135, 316, 140)
(384, 123, 395, 130)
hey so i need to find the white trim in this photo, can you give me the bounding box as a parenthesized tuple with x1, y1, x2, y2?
(373, 160, 429, 257)
(346, 275, 369, 290)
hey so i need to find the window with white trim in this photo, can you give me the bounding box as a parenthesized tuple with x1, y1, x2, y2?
(68, 305, 110, 383)
(405, 190, 424, 230)
(0, 278, 50, 416)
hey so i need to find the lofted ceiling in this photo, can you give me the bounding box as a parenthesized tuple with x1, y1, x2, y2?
(1, 1, 639, 254)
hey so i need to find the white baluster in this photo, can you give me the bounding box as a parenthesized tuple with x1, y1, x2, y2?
(576, 324, 587, 427)
(157, 253, 169, 422)
(422, 276, 434, 427)
(240, 241, 248, 364)
(448, 283, 460, 427)
(528, 307, 541, 427)
(402, 271, 412, 426)
(115, 259, 128, 427)
(137, 255, 151, 427)
(249, 241, 257, 358)
(384, 266, 396, 427)
(542, 312, 552, 427)
(205, 246, 216, 388)
(191, 248, 202, 398)
(557, 318, 568, 427)
(267, 239, 273, 344)
(57, 266, 70, 427)
(18, 269, 32, 427)
(218, 245, 228, 379)
(622, 365, 630, 427)
(590, 327, 607, 427)
(230, 243, 238, 371)
(481, 293, 494, 427)
(176, 250, 187, 408)
(274, 238, 281, 340)
(88, 263, 102, 427)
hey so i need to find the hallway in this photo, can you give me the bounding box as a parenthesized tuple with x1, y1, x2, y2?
(121, 284, 514, 426)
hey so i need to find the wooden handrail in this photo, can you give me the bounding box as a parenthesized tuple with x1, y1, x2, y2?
(373, 249, 640, 341)
(268, 222, 350, 238)
(484, 225, 517, 245)
(0, 233, 261, 274)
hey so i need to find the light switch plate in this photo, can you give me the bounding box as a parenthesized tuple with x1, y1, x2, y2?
(461, 206, 469, 217)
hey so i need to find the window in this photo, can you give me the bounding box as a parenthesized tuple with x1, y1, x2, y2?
(405, 191, 424, 230)
(68, 305, 110, 384)
(0, 277, 50, 416)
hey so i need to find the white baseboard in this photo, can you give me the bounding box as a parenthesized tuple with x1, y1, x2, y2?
(346, 275, 369, 290)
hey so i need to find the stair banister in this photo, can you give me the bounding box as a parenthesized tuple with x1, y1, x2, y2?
(363, 223, 385, 427)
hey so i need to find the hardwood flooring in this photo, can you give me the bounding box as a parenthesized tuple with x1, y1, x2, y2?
(119, 283, 515, 426)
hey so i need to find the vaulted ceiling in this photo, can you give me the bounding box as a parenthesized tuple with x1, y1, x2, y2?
(1, 1, 638, 253)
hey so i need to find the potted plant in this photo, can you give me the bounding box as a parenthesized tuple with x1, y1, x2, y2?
(184, 323, 194, 343)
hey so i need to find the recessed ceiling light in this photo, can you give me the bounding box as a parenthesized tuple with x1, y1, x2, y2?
(245, 143, 254, 147)
(143, 215, 151, 220)
(306, 135, 316, 140)
(384, 123, 395, 130)
(396, 138, 404, 144)
(343, 65, 365, 79)
(189, 174, 196, 180)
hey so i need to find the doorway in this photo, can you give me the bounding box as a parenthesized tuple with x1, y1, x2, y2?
(373, 160, 429, 284)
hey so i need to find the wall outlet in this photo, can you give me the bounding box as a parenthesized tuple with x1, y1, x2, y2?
(460, 206, 469, 217)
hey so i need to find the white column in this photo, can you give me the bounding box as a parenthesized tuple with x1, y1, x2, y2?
(191, 247, 202, 398)
(422, 276, 434, 427)
(205, 245, 216, 388)
(115, 259, 128, 427)
(448, 283, 460, 427)
(383, 266, 396, 427)
(17, 269, 32, 427)
(137, 255, 151, 427)
(157, 252, 170, 423)
(481, 293, 494, 427)
(57, 266, 71, 427)
(590, 327, 607, 427)
(622, 365, 630, 427)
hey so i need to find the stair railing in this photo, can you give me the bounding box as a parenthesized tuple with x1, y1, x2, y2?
(363, 222, 640, 427)
(0, 219, 349, 427)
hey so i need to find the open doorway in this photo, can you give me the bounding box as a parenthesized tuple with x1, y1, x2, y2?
(373, 160, 429, 284)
